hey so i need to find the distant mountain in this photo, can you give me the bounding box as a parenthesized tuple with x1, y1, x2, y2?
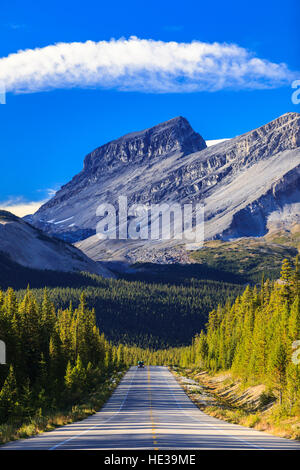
(26, 116, 206, 243)
(26, 112, 300, 263)
(0, 210, 112, 277)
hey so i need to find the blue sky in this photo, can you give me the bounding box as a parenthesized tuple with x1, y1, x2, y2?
(0, 0, 299, 215)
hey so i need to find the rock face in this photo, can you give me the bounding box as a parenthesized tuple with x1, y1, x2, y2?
(27, 112, 300, 263)
(26, 117, 206, 242)
(0, 211, 113, 276)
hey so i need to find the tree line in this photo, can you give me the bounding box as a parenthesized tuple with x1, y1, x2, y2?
(118, 258, 300, 414)
(0, 288, 126, 424)
(1, 258, 299, 424)
(20, 278, 241, 348)
(170, 258, 300, 411)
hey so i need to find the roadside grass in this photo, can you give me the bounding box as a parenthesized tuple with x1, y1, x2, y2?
(0, 369, 126, 445)
(171, 367, 300, 441)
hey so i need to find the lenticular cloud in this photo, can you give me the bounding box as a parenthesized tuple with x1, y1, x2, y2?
(0, 37, 295, 94)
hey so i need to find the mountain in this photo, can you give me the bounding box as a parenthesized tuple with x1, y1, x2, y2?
(26, 112, 300, 263)
(26, 116, 206, 242)
(0, 210, 112, 277)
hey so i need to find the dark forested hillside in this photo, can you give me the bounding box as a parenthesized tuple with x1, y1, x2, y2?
(0, 251, 244, 347)
(0, 251, 108, 290)
(20, 278, 242, 348)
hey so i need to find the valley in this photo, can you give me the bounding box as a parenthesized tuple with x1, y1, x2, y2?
(1, 1, 299, 450)
(1, 113, 300, 348)
(1, 112, 300, 447)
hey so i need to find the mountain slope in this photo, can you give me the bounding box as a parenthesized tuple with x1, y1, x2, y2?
(0, 211, 112, 277)
(27, 116, 206, 242)
(26, 112, 300, 263)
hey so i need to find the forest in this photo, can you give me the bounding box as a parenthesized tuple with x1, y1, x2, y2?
(0, 288, 125, 426)
(1, 257, 299, 438)
(19, 278, 242, 348)
(132, 258, 300, 412)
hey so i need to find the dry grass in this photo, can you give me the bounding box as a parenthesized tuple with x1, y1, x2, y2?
(171, 367, 300, 441)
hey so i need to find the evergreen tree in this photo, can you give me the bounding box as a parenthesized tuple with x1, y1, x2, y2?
(0, 365, 19, 421)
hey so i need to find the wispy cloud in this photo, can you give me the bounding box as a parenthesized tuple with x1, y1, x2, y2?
(0, 37, 296, 94)
(0, 198, 45, 217)
(0, 189, 56, 217)
(36, 187, 58, 198)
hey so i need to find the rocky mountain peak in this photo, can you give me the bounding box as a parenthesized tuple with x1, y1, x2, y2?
(83, 116, 206, 172)
(28, 112, 300, 251)
(29, 116, 206, 223)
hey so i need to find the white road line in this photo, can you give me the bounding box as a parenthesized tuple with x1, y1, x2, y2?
(163, 368, 265, 450)
(49, 368, 137, 450)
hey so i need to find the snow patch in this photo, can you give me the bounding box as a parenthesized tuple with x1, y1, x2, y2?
(54, 216, 74, 225)
(206, 138, 230, 147)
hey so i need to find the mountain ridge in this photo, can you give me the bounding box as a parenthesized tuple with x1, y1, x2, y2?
(26, 112, 300, 263)
(37, 115, 206, 215)
(0, 210, 113, 276)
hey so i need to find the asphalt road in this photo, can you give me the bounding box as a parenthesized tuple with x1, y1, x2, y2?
(2, 366, 300, 450)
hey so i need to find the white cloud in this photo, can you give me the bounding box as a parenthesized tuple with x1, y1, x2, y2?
(37, 187, 57, 198)
(0, 37, 295, 94)
(0, 188, 57, 217)
(0, 199, 46, 217)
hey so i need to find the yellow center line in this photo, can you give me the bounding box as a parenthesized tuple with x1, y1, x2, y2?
(148, 366, 159, 450)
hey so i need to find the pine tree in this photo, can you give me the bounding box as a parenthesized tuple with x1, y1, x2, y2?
(269, 341, 287, 405)
(64, 361, 73, 391)
(289, 295, 300, 341)
(0, 365, 19, 421)
(280, 258, 293, 305)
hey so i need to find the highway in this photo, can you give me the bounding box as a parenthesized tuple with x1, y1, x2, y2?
(2, 366, 300, 450)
